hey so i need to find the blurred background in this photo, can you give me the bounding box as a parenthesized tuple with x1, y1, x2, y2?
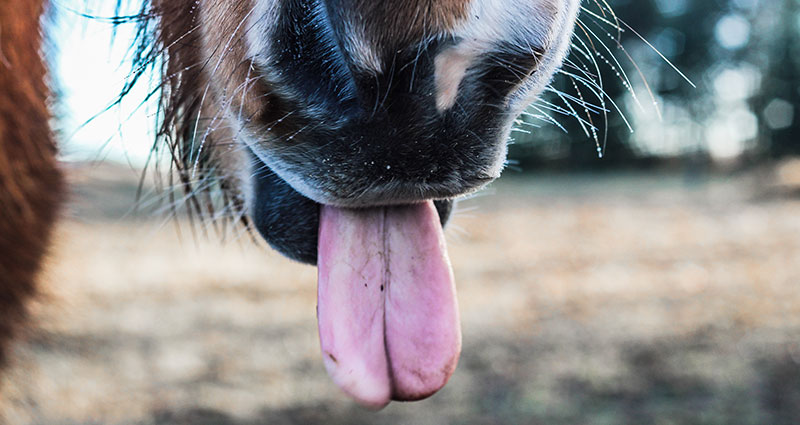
(510, 0, 800, 172)
(5, 0, 799, 424)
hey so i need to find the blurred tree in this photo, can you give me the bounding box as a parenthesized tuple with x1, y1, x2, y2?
(746, 0, 800, 159)
(509, 0, 799, 170)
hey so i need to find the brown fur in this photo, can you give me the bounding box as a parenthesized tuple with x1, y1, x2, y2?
(347, 0, 470, 49)
(198, 0, 266, 128)
(197, 0, 298, 137)
(0, 0, 63, 367)
(120, 0, 252, 226)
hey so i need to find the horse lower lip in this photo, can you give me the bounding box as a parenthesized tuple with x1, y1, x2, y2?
(249, 150, 460, 265)
(316, 202, 462, 408)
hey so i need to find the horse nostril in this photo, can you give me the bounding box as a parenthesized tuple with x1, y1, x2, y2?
(478, 42, 545, 101)
(433, 40, 545, 113)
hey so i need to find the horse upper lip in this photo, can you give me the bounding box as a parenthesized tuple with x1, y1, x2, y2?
(314, 175, 497, 208)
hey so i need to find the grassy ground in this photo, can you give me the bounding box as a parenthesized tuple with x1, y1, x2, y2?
(2, 165, 799, 424)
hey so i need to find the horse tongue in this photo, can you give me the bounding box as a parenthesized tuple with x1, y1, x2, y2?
(317, 201, 462, 409)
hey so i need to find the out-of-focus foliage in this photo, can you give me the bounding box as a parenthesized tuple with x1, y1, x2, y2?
(511, 0, 798, 170)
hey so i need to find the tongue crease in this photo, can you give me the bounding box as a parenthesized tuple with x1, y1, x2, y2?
(379, 209, 395, 395)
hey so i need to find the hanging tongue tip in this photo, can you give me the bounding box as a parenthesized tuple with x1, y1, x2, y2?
(317, 201, 461, 408)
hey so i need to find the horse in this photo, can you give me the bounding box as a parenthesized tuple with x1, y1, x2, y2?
(1, 0, 592, 408)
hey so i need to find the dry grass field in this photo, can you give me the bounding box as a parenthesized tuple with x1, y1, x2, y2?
(2, 164, 799, 424)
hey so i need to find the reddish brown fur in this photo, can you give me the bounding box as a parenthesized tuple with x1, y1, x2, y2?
(0, 0, 63, 367)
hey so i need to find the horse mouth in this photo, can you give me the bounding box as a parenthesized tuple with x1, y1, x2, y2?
(248, 153, 464, 408)
(243, 21, 516, 402)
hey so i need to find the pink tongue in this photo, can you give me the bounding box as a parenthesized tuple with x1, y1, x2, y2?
(317, 201, 461, 408)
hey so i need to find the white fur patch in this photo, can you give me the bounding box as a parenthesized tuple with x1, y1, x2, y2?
(434, 46, 476, 112)
(247, 0, 280, 62)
